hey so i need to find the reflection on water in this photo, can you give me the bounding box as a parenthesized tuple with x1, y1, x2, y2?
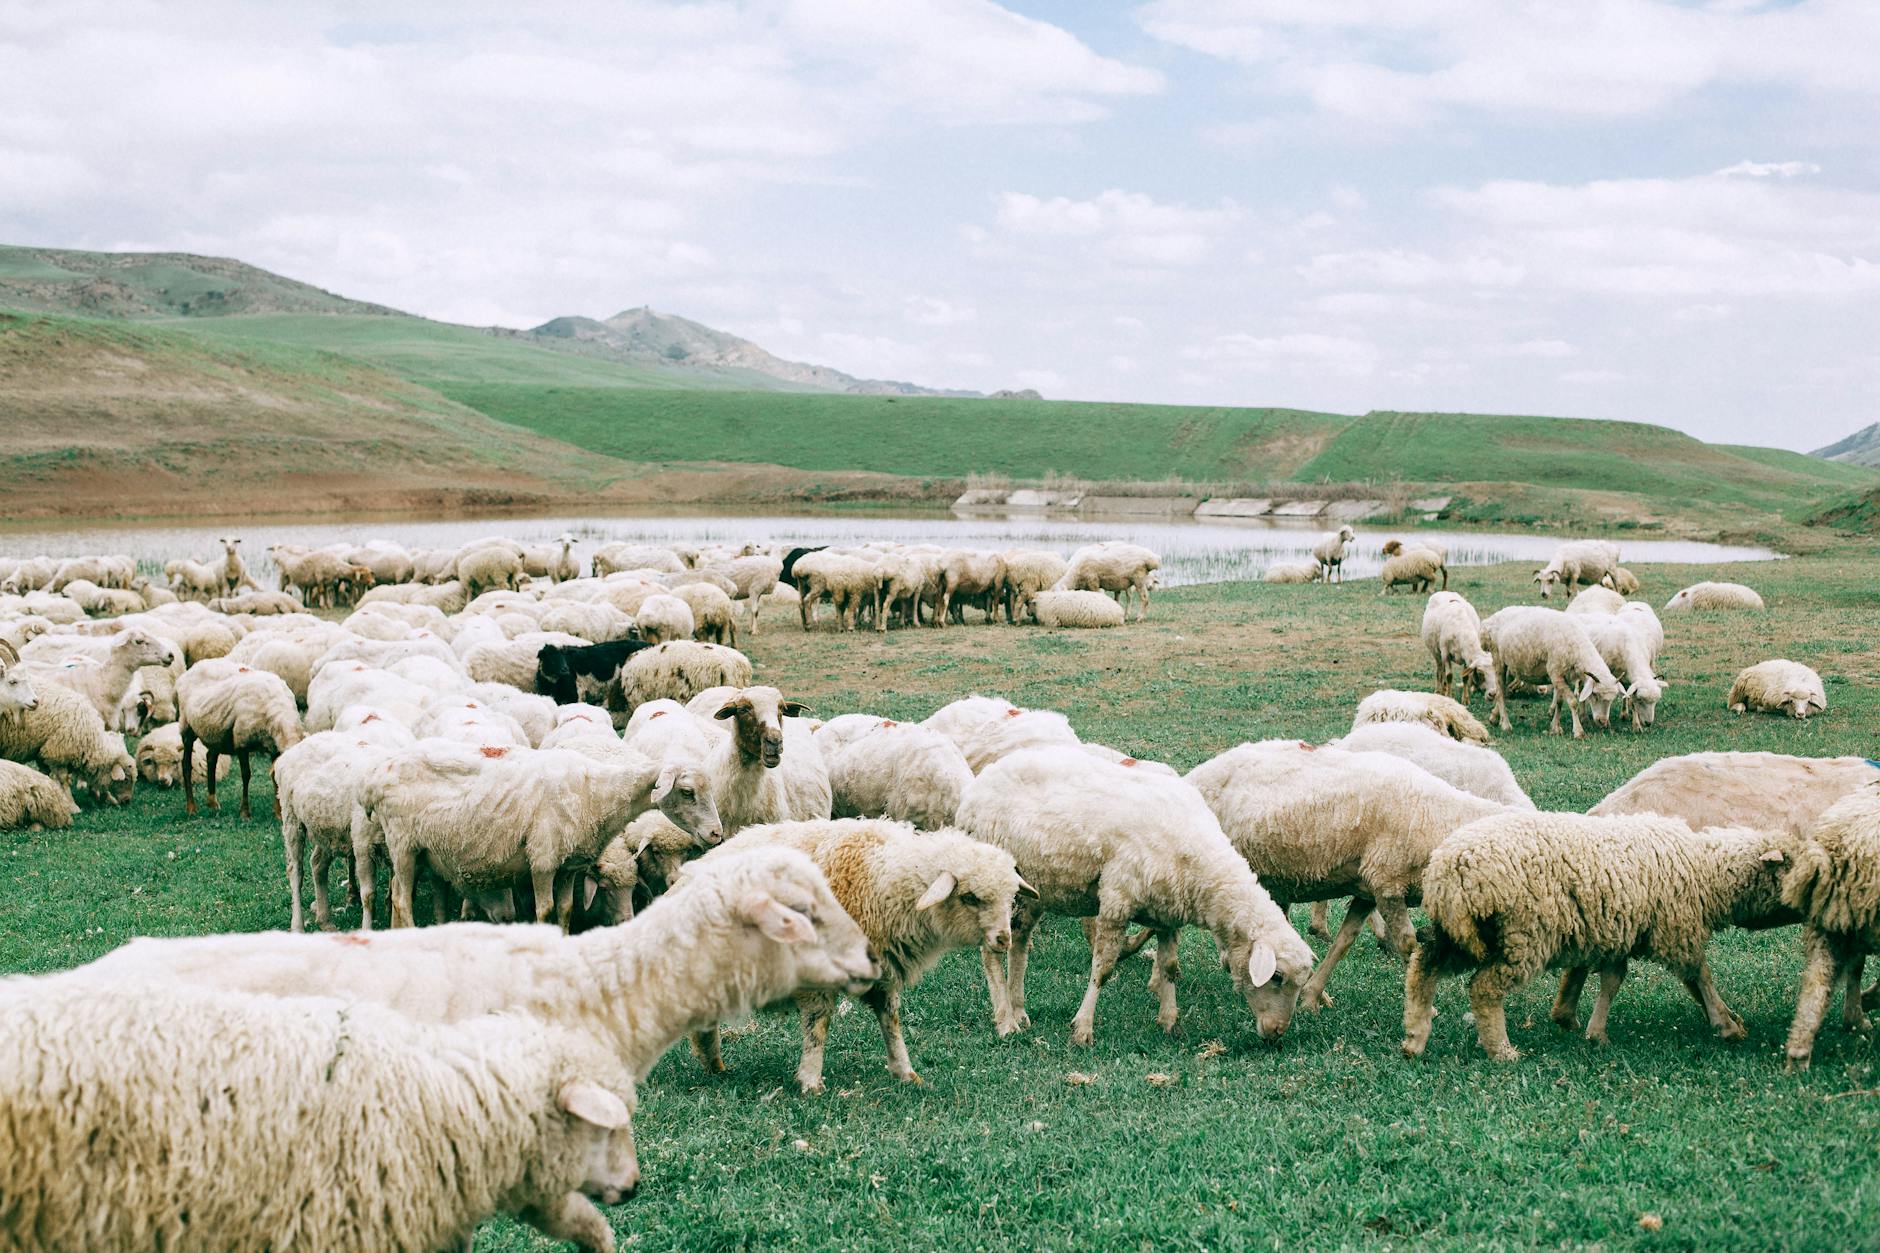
(0, 511, 1782, 589)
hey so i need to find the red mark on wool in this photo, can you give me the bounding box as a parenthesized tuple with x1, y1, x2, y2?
(1120, 758, 1138, 767)
(237, 666, 250, 673)
(360, 713, 380, 724)
(479, 746, 508, 758)
(649, 710, 667, 720)
(328, 934, 370, 947)
(1003, 708, 1022, 719)
(879, 720, 898, 730)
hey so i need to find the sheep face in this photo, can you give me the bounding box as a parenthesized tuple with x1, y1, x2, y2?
(652, 764, 723, 845)
(1577, 675, 1624, 728)
(97, 758, 135, 806)
(0, 667, 39, 715)
(913, 850, 1034, 954)
(1533, 568, 1561, 598)
(713, 686, 810, 769)
(119, 630, 177, 670)
(1624, 678, 1665, 729)
(1789, 693, 1826, 720)
(733, 864, 880, 995)
(1225, 927, 1312, 1041)
(556, 1080, 640, 1203)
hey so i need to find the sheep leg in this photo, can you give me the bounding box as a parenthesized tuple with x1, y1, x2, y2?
(1070, 917, 1126, 1046)
(980, 944, 1014, 1034)
(1838, 954, 1870, 1032)
(388, 843, 419, 930)
(863, 982, 921, 1085)
(344, 849, 360, 908)
(1787, 932, 1847, 1070)
(1400, 943, 1441, 1058)
(935, 587, 951, 628)
(1492, 666, 1513, 732)
(310, 843, 336, 932)
(236, 749, 253, 820)
(1136, 580, 1150, 621)
(1300, 899, 1372, 1011)
(1307, 901, 1332, 939)
(1374, 897, 1414, 959)
(1681, 963, 1746, 1041)
(794, 989, 838, 1094)
(554, 872, 577, 933)
(283, 818, 307, 933)
(520, 1191, 612, 1253)
(1433, 657, 1451, 699)
(1550, 967, 1589, 1032)
(997, 901, 1040, 1035)
(689, 1026, 727, 1074)
(1583, 962, 1627, 1046)
(530, 864, 560, 928)
(1150, 928, 1182, 1033)
(1467, 964, 1524, 1061)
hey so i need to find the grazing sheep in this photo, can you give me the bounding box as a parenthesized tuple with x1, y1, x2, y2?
(1263, 560, 1322, 585)
(135, 722, 231, 788)
(163, 556, 223, 601)
(1311, 526, 1357, 583)
(1380, 539, 1447, 590)
(1480, 607, 1624, 738)
(1729, 659, 1826, 720)
(176, 658, 304, 819)
(521, 532, 580, 583)
(1601, 566, 1641, 595)
(937, 550, 1005, 627)
(1403, 813, 1796, 1060)
(1420, 592, 1497, 705)
(827, 722, 974, 829)
(1779, 783, 1880, 1068)
(593, 543, 684, 576)
(707, 553, 786, 636)
(1664, 580, 1764, 613)
(1565, 585, 1626, 616)
(1030, 589, 1125, 628)
(999, 549, 1069, 623)
(1533, 540, 1621, 599)
(1379, 548, 1443, 595)
(1333, 722, 1535, 809)
(16, 627, 176, 723)
(74, 844, 880, 1083)
(871, 552, 933, 631)
(1352, 689, 1491, 745)
(0, 759, 79, 829)
(634, 593, 696, 646)
(0, 679, 135, 806)
(616, 641, 753, 717)
(1188, 739, 1510, 1009)
(206, 591, 303, 615)
(1591, 753, 1879, 837)
(275, 722, 418, 930)
(671, 581, 738, 646)
(688, 818, 1033, 1093)
(959, 747, 1315, 1045)
(794, 552, 879, 632)
(455, 543, 524, 598)
(1055, 542, 1160, 620)
(1578, 615, 1666, 730)
(0, 982, 637, 1253)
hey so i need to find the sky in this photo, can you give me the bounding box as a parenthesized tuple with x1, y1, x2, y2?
(3, 0, 1878, 450)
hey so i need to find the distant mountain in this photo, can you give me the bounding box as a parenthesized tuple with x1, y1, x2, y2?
(1812, 423, 1880, 468)
(501, 306, 979, 397)
(0, 244, 395, 319)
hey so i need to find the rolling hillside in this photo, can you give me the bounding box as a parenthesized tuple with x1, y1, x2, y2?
(1812, 422, 1880, 468)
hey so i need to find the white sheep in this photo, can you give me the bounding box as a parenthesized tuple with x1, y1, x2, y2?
(1263, 560, 1322, 584)
(592, 542, 684, 576)
(950, 706, 1081, 774)
(697, 686, 832, 833)
(1565, 585, 1626, 615)
(1404, 813, 1797, 1059)
(1420, 591, 1497, 704)
(1311, 526, 1357, 583)
(163, 556, 223, 601)
(1779, 783, 1880, 1068)
(1601, 565, 1641, 595)
(1379, 548, 1443, 595)
(521, 532, 580, 583)
(1078, 743, 1180, 776)
(176, 658, 304, 819)
(1664, 581, 1764, 612)
(1333, 722, 1535, 809)
(687, 818, 1033, 1093)
(634, 593, 696, 646)
(1379, 540, 1448, 591)
(1352, 689, 1492, 745)
(827, 721, 974, 829)
(999, 549, 1069, 623)
(0, 676, 135, 805)
(1532, 540, 1621, 599)
(617, 641, 753, 715)
(812, 711, 898, 761)
(466, 630, 589, 689)
(1729, 659, 1826, 719)
(936, 549, 1005, 627)
(455, 543, 524, 597)
(1578, 614, 1666, 729)
(921, 693, 1019, 746)
(134, 722, 231, 788)
(671, 581, 738, 646)
(0, 758, 79, 829)
(958, 746, 1315, 1045)
(1055, 542, 1160, 620)
(706, 553, 786, 635)
(0, 982, 637, 1252)
(15, 627, 176, 723)
(1480, 607, 1624, 738)
(1030, 588, 1125, 628)
(275, 721, 418, 930)
(794, 551, 879, 632)
(1590, 753, 1879, 837)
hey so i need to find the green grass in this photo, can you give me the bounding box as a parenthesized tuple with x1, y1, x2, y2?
(6, 549, 1880, 1248)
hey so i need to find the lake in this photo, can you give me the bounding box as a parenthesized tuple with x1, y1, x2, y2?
(0, 510, 1782, 589)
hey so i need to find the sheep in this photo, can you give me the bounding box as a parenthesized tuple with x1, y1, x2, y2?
(1532, 540, 1621, 599)
(1664, 581, 1764, 612)
(1029, 588, 1125, 628)
(1617, 599, 1665, 661)
(792, 551, 878, 632)
(1574, 614, 1666, 730)
(15, 627, 176, 723)
(176, 658, 304, 819)
(1778, 783, 1880, 1068)
(871, 551, 933, 631)
(214, 535, 247, 596)
(827, 722, 974, 829)
(1565, 584, 1626, 616)
(1380, 539, 1447, 590)
(536, 599, 635, 643)
(521, 531, 580, 583)
(163, 556, 223, 601)
(999, 549, 1069, 623)
(465, 631, 589, 689)
(935, 550, 1004, 627)
(359, 578, 468, 614)
(134, 721, 231, 789)
(59, 577, 145, 616)
(1352, 689, 1491, 745)
(958, 746, 1315, 1045)
(950, 706, 1081, 774)
(0, 982, 637, 1253)
(813, 712, 899, 761)
(921, 693, 1018, 749)
(206, 590, 303, 615)
(1188, 739, 1510, 1009)
(1600, 566, 1641, 595)
(1480, 607, 1624, 738)
(706, 553, 785, 635)
(1333, 722, 1535, 809)
(1420, 592, 1497, 705)
(0, 678, 135, 805)
(1055, 542, 1160, 620)
(2, 556, 56, 592)
(131, 576, 178, 608)
(616, 641, 753, 715)
(73, 843, 880, 1083)
(1402, 813, 1797, 1060)
(1729, 659, 1826, 720)
(1263, 560, 1322, 584)
(269, 545, 362, 607)
(346, 542, 416, 586)
(455, 543, 523, 597)
(593, 542, 684, 576)
(629, 593, 690, 646)
(700, 686, 832, 833)
(305, 663, 432, 734)
(275, 722, 419, 930)
(1591, 753, 1879, 839)
(535, 639, 656, 707)
(1079, 743, 1180, 776)
(687, 818, 1032, 1093)
(1379, 548, 1443, 595)
(0, 616, 50, 653)
(671, 581, 738, 646)
(0, 759, 78, 829)
(1311, 525, 1357, 583)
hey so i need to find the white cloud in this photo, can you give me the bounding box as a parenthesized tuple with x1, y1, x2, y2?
(1715, 160, 1823, 179)
(904, 296, 976, 326)
(1182, 331, 1378, 376)
(992, 189, 1242, 267)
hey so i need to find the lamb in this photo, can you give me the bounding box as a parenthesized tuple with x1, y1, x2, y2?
(617, 641, 753, 715)
(937, 550, 1005, 626)
(1402, 813, 1797, 1060)
(634, 593, 695, 645)
(134, 721, 231, 788)
(672, 581, 738, 646)
(0, 677, 135, 805)
(1532, 540, 1621, 599)
(999, 549, 1069, 623)
(1480, 607, 1624, 738)
(1664, 581, 1764, 613)
(176, 657, 304, 819)
(1263, 560, 1322, 584)
(1187, 740, 1510, 1009)
(794, 551, 879, 631)
(1591, 753, 1879, 837)
(700, 686, 832, 833)
(1333, 722, 1535, 809)
(1778, 783, 1880, 1068)
(1420, 592, 1497, 704)
(0, 982, 637, 1253)
(1352, 689, 1492, 745)
(1055, 542, 1160, 620)
(1729, 659, 1826, 720)
(687, 818, 1031, 1093)
(275, 721, 420, 930)
(1379, 548, 1443, 595)
(1602, 565, 1641, 595)
(361, 739, 721, 930)
(521, 531, 580, 583)
(1380, 539, 1447, 590)
(215, 535, 247, 596)
(59, 577, 144, 617)
(0, 759, 79, 829)
(827, 721, 974, 829)
(1029, 588, 1125, 628)
(206, 590, 303, 615)
(15, 627, 176, 723)
(1578, 614, 1667, 729)
(73, 843, 880, 1083)
(1311, 525, 1357, 583)
(958, 746, 1315, 1045)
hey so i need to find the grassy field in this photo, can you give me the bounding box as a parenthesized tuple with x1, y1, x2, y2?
(5, 547, 1879, 1248)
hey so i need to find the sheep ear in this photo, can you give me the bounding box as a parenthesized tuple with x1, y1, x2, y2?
(651, 763, 681, 801)
(558, 1081, 631, 1130)
(736, 891, 816, 944)
(780, 700, 814, 718)
(1761, 849, 1786, 863)
(714, 701, 747, 720)
(1015, 875, 1040, 900)
(1248, 941, 1278, 987)
(915, 871, 957, 911)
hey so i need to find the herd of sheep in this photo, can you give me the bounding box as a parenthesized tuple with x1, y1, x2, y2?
(0, 526, 1873, 1252)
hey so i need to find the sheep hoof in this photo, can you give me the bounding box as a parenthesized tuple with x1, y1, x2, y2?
(317, 920, 338, 934)
(1845, 1014, 1872, 1036)
(1720, 1020, 1748, 1042)
(1487, 1044, 1522, 1062)
(1550, 1012, 1580, 1033)
(1400, 1039, 1426, 1059)
(799, 1079, 826, 1096)
(1585, 1030, 1610, 1047)
(1784, 1052, 1812, 1072)
(898, 1070, 925, 1086)
(1069, 1024, 1094, 1047)
(1307, 923, 1331, 940)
